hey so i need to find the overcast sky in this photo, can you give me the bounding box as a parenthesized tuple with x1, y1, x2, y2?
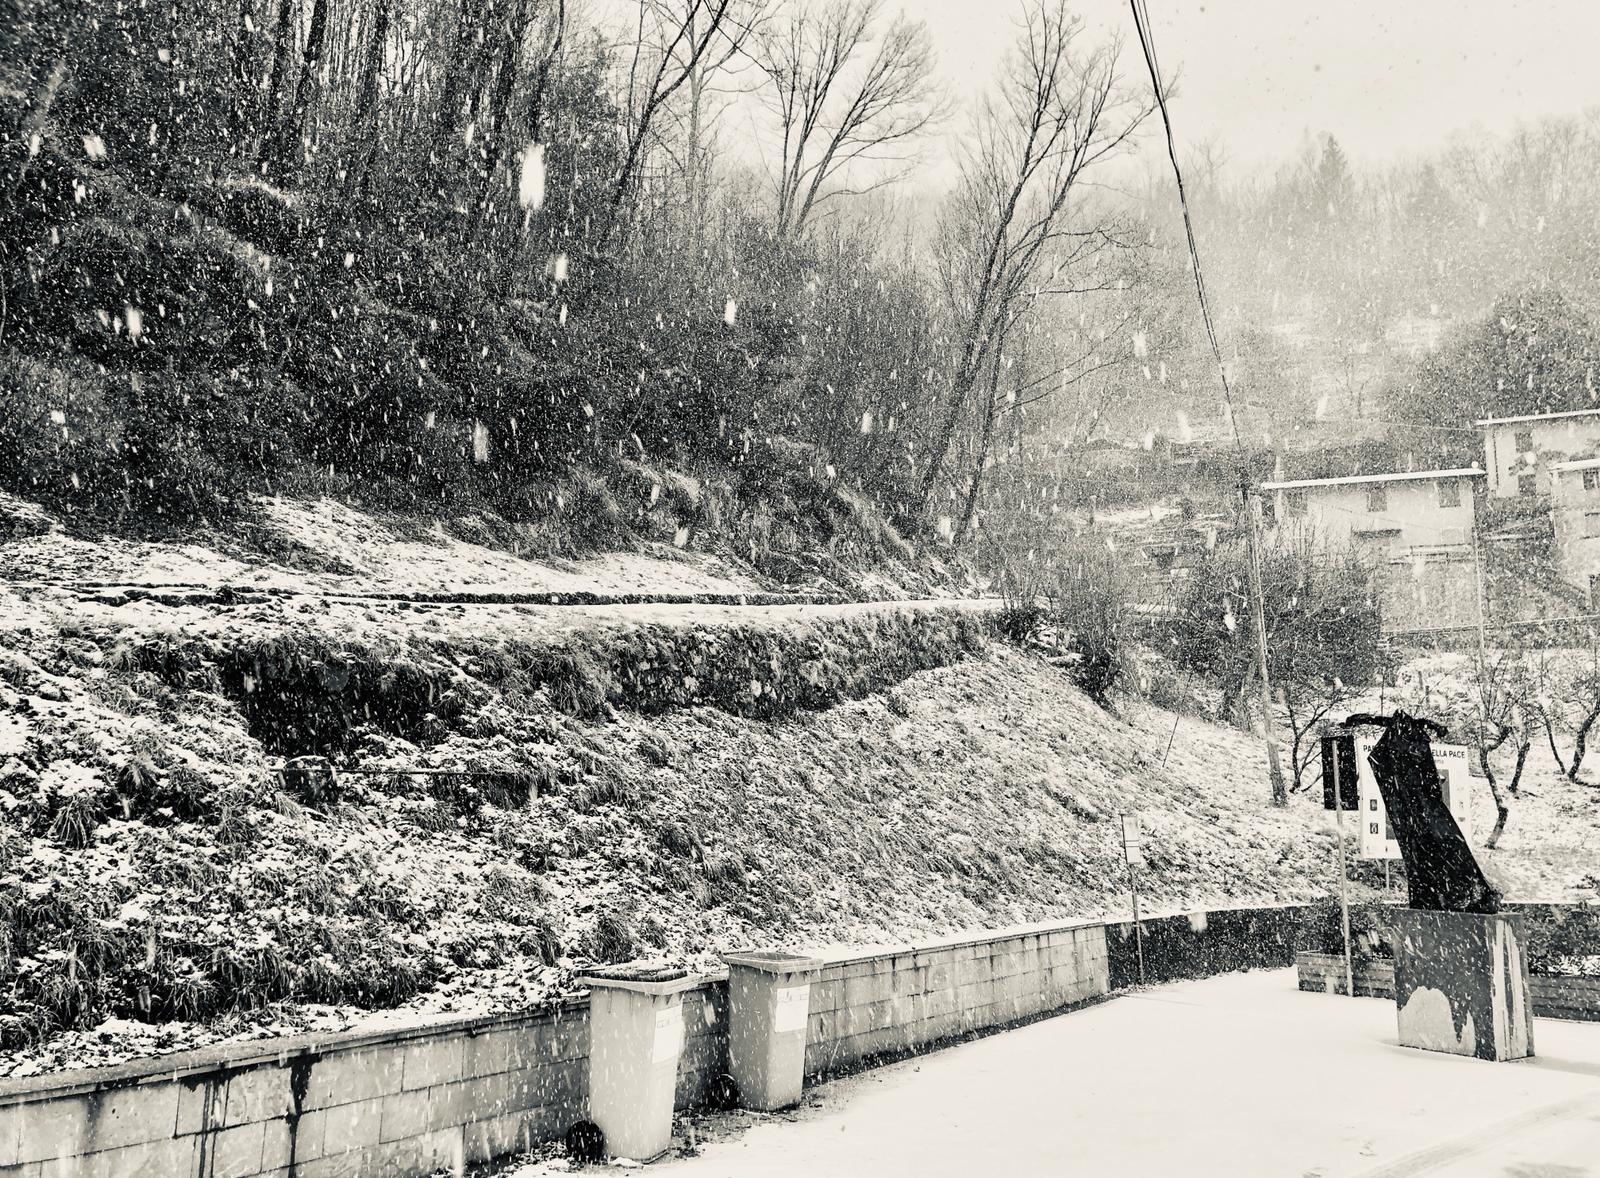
(921, 0, 1600, 175)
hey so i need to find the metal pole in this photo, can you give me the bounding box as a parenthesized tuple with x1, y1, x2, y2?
(1332, 749, 1355, 998)
(1130, 860, 1147, 987)
(1470, 520, 1490, 673)
(1245, 489, 1289, 806)
(1122, 810, 1147, 987)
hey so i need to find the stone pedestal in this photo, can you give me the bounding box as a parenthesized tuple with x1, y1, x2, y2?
(580, 967, 702, 1162)
(724, 951, 822, 1111)
(1389, 909, 1534, 1062)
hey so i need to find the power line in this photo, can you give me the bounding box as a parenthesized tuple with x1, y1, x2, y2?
(1130, 0, 1288, 806)
(1128, 0, 1241, 458)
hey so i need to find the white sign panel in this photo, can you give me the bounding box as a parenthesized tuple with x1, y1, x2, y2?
(773, 985, 811, 1034)
(651, 1005, 684, 1063)
(1120, 811, 1145, 867)
(1354, 734, 1474, 861)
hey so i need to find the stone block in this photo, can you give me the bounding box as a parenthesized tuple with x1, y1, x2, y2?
(377, 1087, 431, 1145)
(226, 1066, 292, 1129)
(955, 978, 995, 1011)
(540, 1016, 590, 1065)
(1391, 909, 1534, 1062)
(922, 986, 958, 1020)
(77, 1081, 181, 1153)
(462, 1029, 516, 1080)
(842, 972, 893, 1009)
(201, 1121, 266, 1178)
(861, 997, 895, 1033)
(504, 1058, 585, 1114)
(283, 1108, 330, 1164)
(954, 958, 993, 989)
(40, 1136, 195, 1178)
(815, 979, 848, 1010)
(301, 1047, 405, 1112)
(289, 1144, 371, 1178)
(463, 1111, 528, 1166)
(400, 1038, 465, 1091)
(13, 1097, 90, 1165)
(834, 959, 881, 981)
(261, 1118, 294, 1171)
(0, 1104, 18, 1169)
(455, 1073, 515, 1121)
(324, 1093, 385, 1158)
(368, 1128, 464, 1178)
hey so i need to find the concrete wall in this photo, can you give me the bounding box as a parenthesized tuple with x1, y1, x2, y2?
(0, 996, 595, 1178)
(4, 907, 1288, 1177)
(1296, 951, 1600, 1021)
(803, 920, 1109, 1078)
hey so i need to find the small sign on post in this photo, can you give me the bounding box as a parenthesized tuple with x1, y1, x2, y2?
(1120, 810, 1147, 986)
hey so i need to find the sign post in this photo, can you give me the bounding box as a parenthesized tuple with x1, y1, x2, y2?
(1121, 810, 1147, 986)
(1331, 754, 1355, 999)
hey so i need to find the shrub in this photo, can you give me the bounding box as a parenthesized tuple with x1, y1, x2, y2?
(583, 912, 638, 965)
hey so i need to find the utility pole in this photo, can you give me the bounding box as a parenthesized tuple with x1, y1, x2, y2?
(1244, 484, 1289, 807)
(1470, 518, 1490, 674)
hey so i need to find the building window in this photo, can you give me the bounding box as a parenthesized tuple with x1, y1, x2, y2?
(1515, 429, 1534, 453)
(1286, 489, 1308, 517)
(1438, 480, 1461, 508)
(1366, 485, 1387, 512)
(1586, 513, 1600, 539)
(1584, 469, 1600, 493)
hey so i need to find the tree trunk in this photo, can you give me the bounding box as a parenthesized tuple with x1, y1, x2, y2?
(1507, 733, 1531, 795)
(261, 0, 296, 169)
(1540, 707, 1568, 776)
(1569, 703, 1600, 781)
(354, 0, 391, 127)
(477, 0, 531, 211)
(1477, 741, 1511, 849)
(286, 0, 331, 175)
(956, 345, 1006, 545)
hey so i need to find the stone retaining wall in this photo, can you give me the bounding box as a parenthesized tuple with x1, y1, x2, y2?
(1296, 951, 1600, 1020)
(0, 906, 1282, 1177)
(804, 919, 1110, 1078)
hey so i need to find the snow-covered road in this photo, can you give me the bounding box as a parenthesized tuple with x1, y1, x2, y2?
(564, 968, 1600, 1177)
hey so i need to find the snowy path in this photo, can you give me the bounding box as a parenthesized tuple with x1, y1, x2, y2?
(605, 969, 1600, 1178)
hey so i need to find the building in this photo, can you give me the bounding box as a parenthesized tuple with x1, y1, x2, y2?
(1475, 408, 1600, 499)
(1261, 469, 1484, 558)
(1548, 457, 1600, 606)
(1262, 468, 1487, 633)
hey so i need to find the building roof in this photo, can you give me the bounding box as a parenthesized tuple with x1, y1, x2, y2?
(1474, 408, 1600, 427)
(1551, 457, 1600, 473)
(1260, 468, 1483, 492)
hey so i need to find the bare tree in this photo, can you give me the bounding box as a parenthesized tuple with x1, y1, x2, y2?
(916, 0, 1148, 521)
(752, 0, 943, 241)
(928, 1, 1152, 534)
(1530, 636, 1600, 785)
(1467, 652, 1533, 849)
(605, 0, 762, 248)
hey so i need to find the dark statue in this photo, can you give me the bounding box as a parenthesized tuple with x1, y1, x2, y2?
(1346, 710, 1502, 915)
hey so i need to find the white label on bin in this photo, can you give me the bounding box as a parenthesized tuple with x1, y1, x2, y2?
(652, 1006, 684, 1063)
(773, 985, 810, 1034)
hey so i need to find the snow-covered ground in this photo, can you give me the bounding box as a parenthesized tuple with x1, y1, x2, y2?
(0, 496, 776, 600)
(500, 969, 1600, 1177)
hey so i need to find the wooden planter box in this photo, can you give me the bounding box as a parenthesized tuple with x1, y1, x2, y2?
(1296, 952, 1600, 1022)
